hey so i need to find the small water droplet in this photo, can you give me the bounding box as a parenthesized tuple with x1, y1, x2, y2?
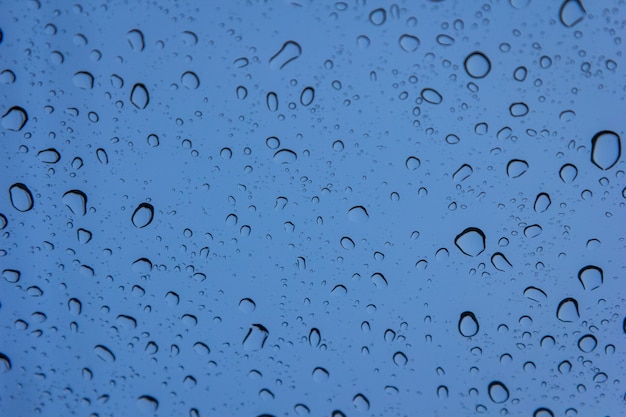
(266, 92, 278, 112)
(524, 286, 547, 302)
(399, 34, 420, 52)
(236, 85, 248, 99)
(309, 328, 321, 347)
(62, 190, 87, 216)
(421, 88, 442, 104)
(239, 298, 256, 312)
(491, 253, 512, 271)
(524, 224, 542, 238)
(458, 311, 479, 337)
(352, 393, 370, 411)
(181, 71, 200, 89)
(273, 149, 297, 163)
(510, 102, 529, 117)
(453, 164, 473, 181)
(73, 71, 94, 89)
(2, 269, 20, 283)
(300, 87, 314, 106)
(533, 193, 551, 212)
(96, 148, 108, 164)
(369, 8, 386, 25)
(371, 272, 388, 288)
(37, 148, 61, 163)
(312, 367, 329, 382)
(94, 345, 116, 362)
(0, 353, 11, 373)
(506, 159, 529, 178)
(392, 351, 408, 366)
(340, 236, 355, 249)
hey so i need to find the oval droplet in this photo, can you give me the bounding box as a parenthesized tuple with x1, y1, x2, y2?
(348, 205, 369, 222)
(556, 297, 580, 322)
(464, 51, 491, 78)
(453, 164, 473, 181)
(559, 0, 586, 27)
(510, 102, 529, 117)
(524, 286, 547, 302)
(130, 83, 149, 109)
(266, 92, 278, 112)
(405, 156, 421, 170)
(371, 272, 388, 288)
(269, 41, 302, 70)
(534, 193, 551, 212)
(458, 311, 479, 337)
(578, 265, 603, 290)
(300, 87, 314, 106)
(9, 183, 34, 212)
(352, 394, 370, 411)
(398, 34, 420, 52)
(238, 298, 256, 312)
(577, 334, 597, 353)
(436, 34, 455, 46)
(488, 381, 510, 403)
(2, 269, 20, 283)
(37, 148, 61, 163)
(454, 227, 486, 257)
(2, 106, 28, 131)
(506, 159, 529, 178)
(340, 236, 355, 250)
(369, 8, 386, 25)
(73, 71, 94, 89)
(181, 71, 200, 89)
(62, 190, 87, 216)
(392, 351, 408, 366)
(96, 148, 108, 164)
(513, 66, 528, 81)
(523, 224, 542, 238)
(308, 328, 321, 347)
(491, 253, 512, 271)
(136, 395, 158, 413)
(591, 130, 621, 170)
(559, 163, 578, 183)
(127, 29, 145, 51)
(236, 85, 248, 100)
(0, 353, 11, 373)
(421, 88, 442, 104)
(273, 149, 297, 164)
(132, 203, 154, 228)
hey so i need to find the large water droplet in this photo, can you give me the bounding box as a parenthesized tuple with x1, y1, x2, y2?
(243, 323, 269, 350)
(73, 71, 94, 89)
(533, 193, 551, 212)
(458, 311, 479, 337)
(352, 393, 370, 411)
(132, 203, 154, 228)
(348, 205, 369, 222)
(371, 272, 388, 288)
(559, 0, 586, 27)
(2, 106, 28, 131)
(454, 227, 486, 257)
(453, 164, 473, 181)
(393, 351, 408, 366)
(577, 334, 597, 353)
(578, 265, 603, 290)
(312, 367, 329, 382)
(62, 190, 87, 216)
(488, 381, 510, 403)
(9, 183, 34, 212)
(94, 345, 116, 362)
(510, 102, 529, 117)
(556, 297, 580, 322)
(68, 298, 82, 315)
(591, 130, 621, 170)
(136, 395, 158, 413)
(559, 163, 578, 183)
(273, 149, 297, 163)
(2, 269, 20, 283)
(369, 8, 386, 25)
(269, 41, 302, 70)
(491, 253, 512, 271)
(37, 148, 61, 163)
(181, 71, 200, 89)
(506, 159, 529, 178)
(130, 83, 149, 109)
(239, 298, 256, 312)
(127, 29, 145, 51)
(421, 88, 442, 104)
(398, 34, 420, 52)
(464, 51, 491, 78)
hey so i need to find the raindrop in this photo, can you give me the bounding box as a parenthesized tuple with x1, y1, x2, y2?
(2, 106, 28, 131)
(488, 381, 509, 403)
(96, 148, 108, 164)
(111, 74, 124, 88)
(559, 163, 578, 183)
(0, 213, 6, 229)
(436, 34, 455, 46)
(181, 71, 200, 89)
(68, 298, 82, 315)
(62, 190, 87, 216)
(371, 272, 388, 288)
(127, 29, 145, 51)
(0, 353, 11, 373)
(524, 286, 547, 302)
(294, 404, 310, 416)
(578, 266, 603, 290)
(591, 130, 621, 170)
(348, 206, 368, 222)
(534, 193, 551, 212)
(94, 345, 116, 362)
(236, 86, 248, 99)
(398, 34, 420, 52)
(446, 134, 460, 144)
(132, 258, 152, 273)
(558, 360, 572, 374)
(340, 237, 355, 250)
(523, 224, 542, 238)
(300, 87, 314, 106)
(405, 156, 420, 170)
(132, 203, 154, 228)
(269, 41, 302, 70)
(491, 253, 512, 271)
(193, 342, 210, 356)
(312, 367, 329, 382)
(273, 149, 297, 163)
(9, 183, 34, 212)
(369, 8, 386, 25)
(454, 227, 486, 257)
(421, 88, 442, 104)
(464, 52, 491, 78)
(352, 394, 370, 411)
(513, 66, 527, 81)
(165, 292, 179, 306)
(2, 269, 20, 283)
(266, 136, 280, 149)
(393, 351, 408, 366)
(509, 102, 529, 117)
(130, 83, 149, 109)
(453, 164, 473, 181)
(243, 324, 269, 350)
(556, 298, 580, 322)
(116, 315, 137, 329)
(266, 92, 278, 112)
(458, 311, 479, 337)
(181, 30, 198, 46)
(533, 408, 554, 417)
(72, 71, 94, 89)
(136, 395, 158, 413)
(559, 0, 586, 27)
(506, 159, 529, 178)
(308, 328, 321, 347)
(0, 69, 16, 84)
(331, 284, 347, 296)
(37, 148, 61, 163)
(239, 298, 256, 312)
(577, 334, 597, 353)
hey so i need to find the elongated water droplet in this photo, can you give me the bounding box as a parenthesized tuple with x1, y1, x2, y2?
(348, 205, 368, 222)
(9, 183, 34, 212)
(0, 353, 11, 373)
(524, 286, 547, 302)
(127, 29, 145, 51)
(308, 328, 321, 347)
(458, 311, 479, 337)
(559, 0, 586, 27)
(269, 41, 302, 70)
(524, 224, 542, 238)
(300, 87, 314, 106)
(37, 148, 61, 163)
(243, 323, 269, 350)
(132, 203, 154, 228)
(130, 83, 149, 109)
(591, 130, 621, 170)
(578, 265, 603, 290)
(96, 148, 108, 164)
(556, 297, 580, 322)
(421, 88, 442, 104)
(454, 227, 486, 257)
(266, 92, 278, 112)
(453, 164, 473, 181)
(2, 106, 28, 131)
(491, 253, 512, 271)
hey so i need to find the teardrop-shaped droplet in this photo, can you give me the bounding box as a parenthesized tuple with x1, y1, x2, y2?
(62, 190, 87, 216)
(491, 252, 512, 271)
(578, 265, 603, 290)
(269, 40, 302, 70)
(127, 29, 145, 51)
(308, 328, 321, 347)
(130, 83, 149, 109)
(454, 227, 486, 257)
(556, 297, 580, 322)
(2, 106, 28, 131)
(9, 183, 34, 212)
(300, 87, 314, 106)
(488, 381, 509, 403)
(458, 311, 479, 337)
(131, 203, 154, 228)
(591, 130, 621, 170)
(371, 272, 388, 288)
(464, 51, 491, 78)
(559, 0, 586, 27)
(533, 193, 551, 212)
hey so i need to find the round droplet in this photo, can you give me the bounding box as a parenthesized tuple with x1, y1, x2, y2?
(436, 34, 455, 46)
(136, 395, 158, 413)
(464, 52, 491, 78)
(421, 88, 442, 104)
(533, 408, 554, 417)
(392, 351, 408, 366)
(130, 83, 149, 109)
(556, 298, 580, 322)
(0, 69, 16, 84)
(371, 272, 388, 288)
(577, 334, 597, 353)
(559, 0, 586, 27)
(352, 394, 370, 411)
(454, 227, 486, 257)
(96, 148, 108, 164)
(62, 190, 87, 216)
(266, 136, 280, 149)
(127, 29, 145, 51)
(488, 381, 509, 403)
(513, 66, 527, 81)
(312, 367, 329, 382)
(340, 236, 355, 250)
(9, 183, 34, 212)
(348, 205, 368, 222)
(369, 8, 386, 25)
(132, 203, 154, 228)
(510, 102, 529, 117)
(398, 34, 420, 52)
(2, 106, 28, 131)
(533, 193, 551, 212)
(405, 156, 420, 170)
(524, 286, 547, 302)
(559, 163, 578, 183)
(273, 149, 297, 163)
(578, 265, 603, 290)
(132, 258, 152, 273)
(238, 298, 256, 312)
(300, 87, 314, 106)
(147, 134, 159, 147)
(0, 353, 11, 373)
(491, 253, 512, 271)
(73, 71, 94, 89)
(591, 130, 621, 170)
(181, 71, 200, 89)
(506, 159, 529, 178)
(458, 311, 479, 337)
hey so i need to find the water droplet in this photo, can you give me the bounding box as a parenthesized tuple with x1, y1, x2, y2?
(509, 102, 529, 117)
(96, 148, 108, 164)
(132, 258, 152, 274)
(534, 408, 554, 417)
(453, 164, 473, 181)
(454, 227, 486, 257)
(436, 34, 455, 46)
(559, 0, 586, 27)
(524, 286, 547, 302)
(147, 134, 159, 147)
(9, 183, 34, 212)
(352, 393, 370, 411)
(37, 148, 61, 163)
(0, 69, 16, 84)
(130, 83, 149, 109)
(193, 342, 210, 356)
(559, 163, 578, 183)
(294, 404, 310, 416)
(62, 190, 87, 216)
(312, 367, 329, 382)
(273, 149, 297, 163)
(127, 29, 145, 51)
(506, 159, 529, 178)
(243, 324, 269, 350)
(369, 8, 386, 25)
(73, 71, 94, 89)
(464, 52, 491, 78)
(491, 253, 512, 271)
(269, 41, 302, 70)
(136, 395, 158, 413)
(371, 272, 388, 288)
(524, 224, 542, 238)
(458, 311, 479, 337)
(239, 298, 256, 312)
(116, 314, 137, 329)
(405, 156, 421, 170)
(2, 106, 28, 131)
(132, 203, 154, 228)
(94, 345, 116, 362)
(556, 297, 580, 322)
(340, 236, 355, 249)
(591, 130, 621, 170)
(578, 266, 603, 290)
(0, 353, 11, 373)
(348, 205, 368, 222)
(181, 71, 200, 89)
(2, 269, 20, 283)
(393, 351, 408, 366)
(266, 92, 278, 112)
(488, 381, 510, 403)
(68, 298, 82, 315)
(236, 85, 248, 99)
(300, 87, 314, 106)
(398, 34, 420, 52)
(577, 334, 597, 353)
(533, 193, 551, 212)
(309, 328, 321, 347)
(421, 88, 442, 104)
